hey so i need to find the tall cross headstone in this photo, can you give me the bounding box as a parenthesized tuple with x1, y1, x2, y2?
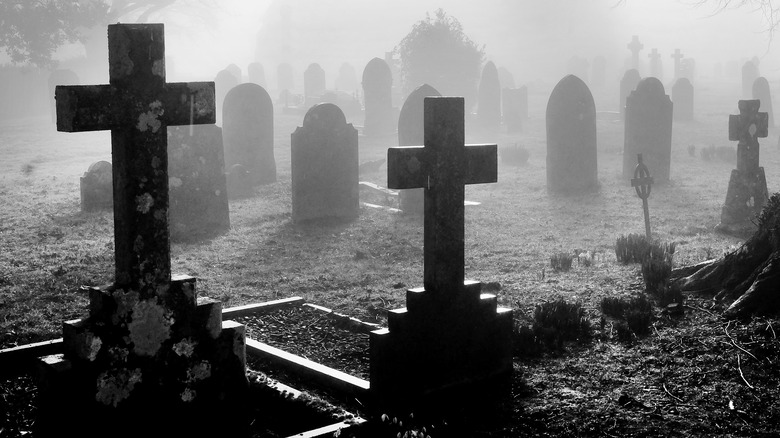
(671, 49, 684, 80)
(648, 48, 662, 79)
(718, 99, 769, 234)
(370, 96, 513, 410)
(627, 35, 644, 70)
(631, 154, 654, 239)
(44, 23, 248, 437)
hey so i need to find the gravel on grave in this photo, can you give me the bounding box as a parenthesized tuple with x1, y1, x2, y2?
(233, 305, 372, 381)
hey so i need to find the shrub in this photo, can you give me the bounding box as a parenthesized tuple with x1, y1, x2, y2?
(532, 298, 591, 349)
(641, 251, 673, 292)
(550, 252, 573, 272)
(615, 234, 675, 265)
(600, 295, 653, 341)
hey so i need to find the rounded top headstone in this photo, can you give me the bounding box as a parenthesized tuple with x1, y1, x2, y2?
(303, 103, 347, 129)
(362, 57, 392, 86)
(623, 68, 641, 82)
(224, 82, 272, 109)
(548, 74, 593, 104)
(635, 76, 666, 96)
(673, 77, 692, 88)
(398, 84, 441, 145)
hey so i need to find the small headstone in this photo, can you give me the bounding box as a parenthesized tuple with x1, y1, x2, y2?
(222, 83, 276, 185)
(477, 61, 501, 132)
(47, 69, 79, 124)
(619, 69, 641, 118)
(303, 63, 326, 105)
(168, 124, 230, 242)
(247, 62, 266, 87)
(361, 57, 394, 137)
(291, 103, 359, 222)
(277, 62, 294, 93)
(80, 161, 113, 212)
(215, 68, 240, 124)
(623, 77, 673, 182)
(497, 66, 516, 90)
(226, 63, 242, 83)
(592, 56, 606, 89)
(752, 77, 774, 127)
(648, 48, 663, 80)
(742, 60, 759, 98)
(396, 84, 441, 214)
(718, 99, 769, 234)
(502, 87, 526, 134)
(545, 75, 598, 194)
(226, 163, 253, 199)
(670, 49, 684, 79)
(335, 62, 359, 92)
(627, 35, 644, 70)
(672, 78, 694, 122)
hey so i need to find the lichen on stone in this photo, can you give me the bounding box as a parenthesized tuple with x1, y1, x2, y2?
(135, 192, 154, 214)
(181, 387, 196, 402)
(187, 360, 211, 382)
(173, 338, 197, 357)
(127, 299, 171, 356)
(111, 289, 140, 325)
(87, 335, 102, 362)
(136, 100, 164, 133)
(95, 367, 142, 407)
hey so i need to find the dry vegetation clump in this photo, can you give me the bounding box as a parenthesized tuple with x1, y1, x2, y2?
(549, 251, 573, 272)
(615, 233, 675, 265)
(600, 294, 653, 342)
(531, 298, 592, 349)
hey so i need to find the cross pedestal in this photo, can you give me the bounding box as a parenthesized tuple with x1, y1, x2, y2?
(718, 99, 769, 235)
(671, 49, 684, 79)
(370, 97, 513, 413)
(36, 24, 248, 437)
(631, 154, 654, 239)
(628, 35, 644, 70)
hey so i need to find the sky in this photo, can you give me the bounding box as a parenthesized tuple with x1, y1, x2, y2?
(44, 1, 780, 89)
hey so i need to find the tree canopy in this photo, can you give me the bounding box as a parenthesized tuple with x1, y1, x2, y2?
(395, 9, 485, 109)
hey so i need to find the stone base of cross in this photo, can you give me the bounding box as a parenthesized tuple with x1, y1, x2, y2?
(369, 97, 513, 413)
(717, 99, 769, 235)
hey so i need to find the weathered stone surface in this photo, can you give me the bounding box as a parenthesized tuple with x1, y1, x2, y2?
(303, 63, 326, 105)
(742, 61, 759, 98)
(623, 77, 673, 183)
(718, 99, 769, 235)
(167, 124, 230, 242)
(247, 62, 266, 87)
(222, 83, 276, 185)
(619, 69, 641, 119)
(361, 57, 394, 137)
(672, 77, 694, 122)
(477, 61, 501, 132)
(752, 77, 774, 127)
(396, 84, 441, 214)
(80, 161, 112, 212)
(291, 103, 359, 222)
(545, 74, 598, 194)
(372, 96, 512, 411)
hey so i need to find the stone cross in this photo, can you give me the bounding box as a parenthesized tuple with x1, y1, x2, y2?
(729, 99, 768, 174)
(627, 35, 644, 70)
(671, 49, 684, 79)
(56, 23, 215, 297)
(387, 96, 497, 296)
(630, 154, 654, 239)
(648, 48, 661, 77)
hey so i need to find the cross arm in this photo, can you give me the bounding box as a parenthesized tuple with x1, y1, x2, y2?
(729, 112, 768, 142)
(55, 85, 119, 132)
(387, 146, 426, 189)
(163, 82, 216, 126)
(465, 144, 498, 184)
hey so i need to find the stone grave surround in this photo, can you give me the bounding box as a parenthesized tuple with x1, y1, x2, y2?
(371, 96, 512, 410)
(718, 99, 769, 234)
(623, 77, 673, 183)
(80, 160, 113, 212)
(545, 74, 598, 194)
(42, 23, 248, 437)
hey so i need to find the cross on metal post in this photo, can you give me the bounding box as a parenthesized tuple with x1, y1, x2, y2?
(627, 35, 644, 70)
(387, 97, 497, 297)
(729, 99, 768, 175)
(671, 49, 684, 79)
(56, 24, 215, 297)
(631, 153, 654, 239)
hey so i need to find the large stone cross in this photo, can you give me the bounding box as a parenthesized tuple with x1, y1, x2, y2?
(729, 99, 768, 174)
(627, 35, 644, 69)
(387, 97, 497, 296)
(671, 49, 684, 79)
(56, 24, 215, 297)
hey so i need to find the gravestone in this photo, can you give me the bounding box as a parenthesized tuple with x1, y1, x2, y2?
(623, 77, 673, 182)
(672, 77, 694, 122)
(215, 68, 239, 124)
(742, 60, 759, 98)
(335, 62, 358, 92)
(277, 62, 294, 93)
(226, 163, 253, 199)
(592, 56, 606, 89)
(627, 35, 644, 70)
(47, 69, 79, 124)
(247, 62, 266, 87)
(80, 160, 113, 211)
(502, 87, 525, 134)
(291, 103, 359, 222)
(371, 96, 512, 410)
(303, 63, 326, 105)
(222, 83, 276, 185)
(168, 124, 230, 242)
(397, 84, 441, 214)
(226, 63, 242, 83)
(497, 66, 516, 90)
(648, 48, 663, 80)
(752, 77, 774, 127)
(680, 58, 696, 81)
(619, 69, 641, 119)
(567, 56, 590, 83)
(718, 99, 769, 235)
(361, 57, 394, 137)
(545, 75, 598, 194)
(670, 49, 683, 79)
(45, 23, 248, 437)
(477, 61, 501, 132)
